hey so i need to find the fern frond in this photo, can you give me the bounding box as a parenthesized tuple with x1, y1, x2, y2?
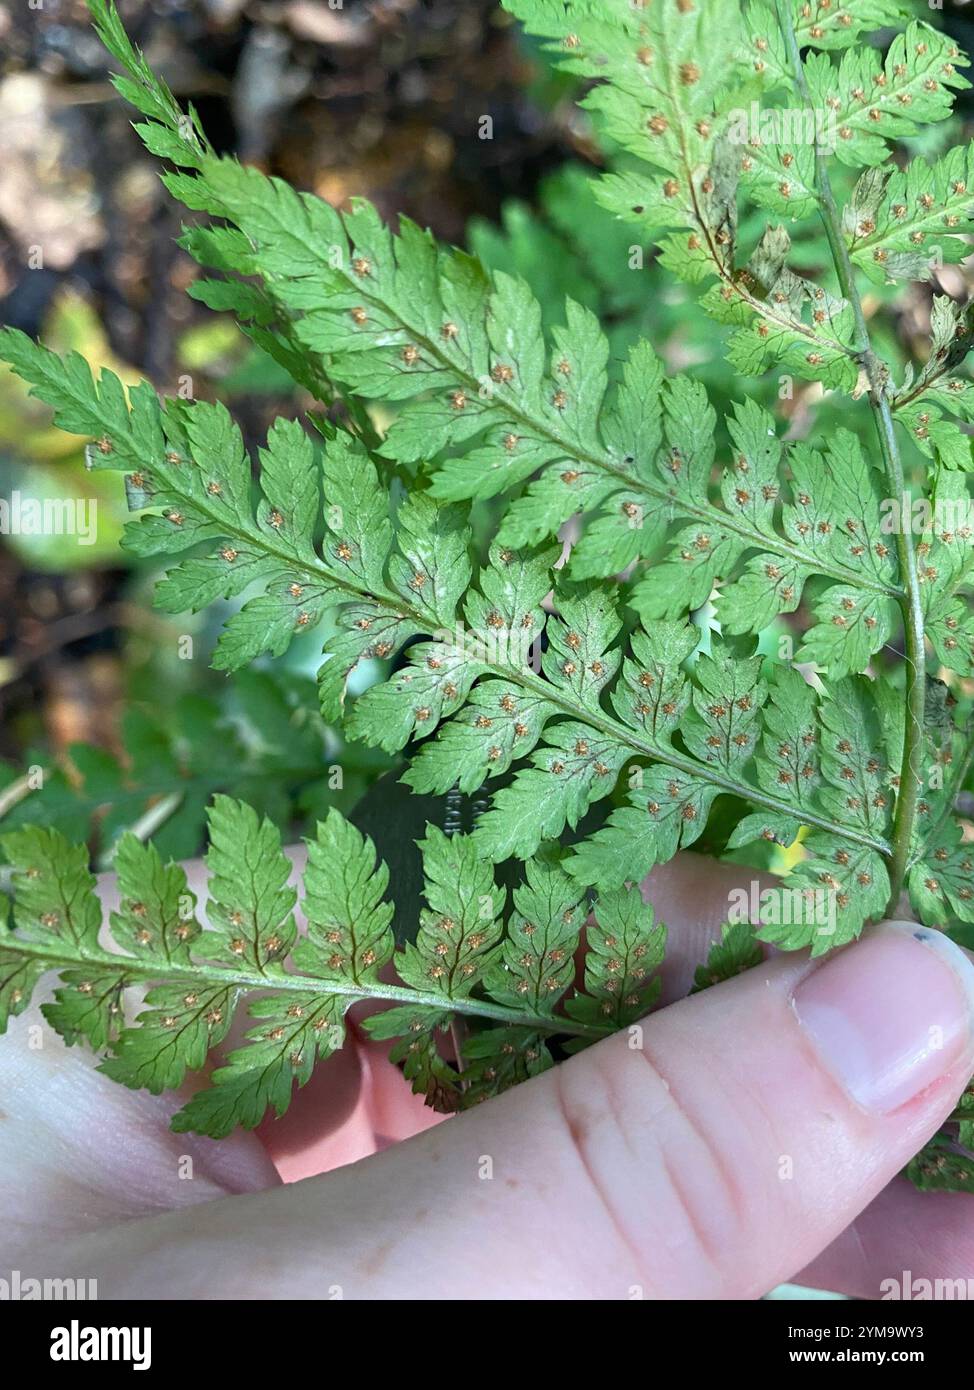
(0, 0, 965, 1194)
(78, 2, 859, 541)
(804, 20, 969, 169)
(355, 586, 906, 947)
(844, 147, 974, 286)
(892, 297, 974, 468)
(564, 887, 665, 1033)
(906, 1134, 974, 1193)
(740, 1, 915, 89)
(2, 310, 961, 951)
(2, 805, 666, 1134)
(692, 920, 764, 992)
(484, 856, 584, 1015)
(908, 819, 974, 926)
(0, 325, 918, 680)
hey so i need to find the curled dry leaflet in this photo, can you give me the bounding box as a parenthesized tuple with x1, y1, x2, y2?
(0, 0, 973, 1187)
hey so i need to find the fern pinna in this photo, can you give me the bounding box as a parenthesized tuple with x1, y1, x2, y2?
(1, 0, 973, 1191)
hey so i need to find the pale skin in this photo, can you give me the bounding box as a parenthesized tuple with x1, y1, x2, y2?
(2, 850, 973, 1300)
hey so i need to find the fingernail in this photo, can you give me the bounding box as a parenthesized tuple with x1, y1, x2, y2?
(793, 923, 974, 1114)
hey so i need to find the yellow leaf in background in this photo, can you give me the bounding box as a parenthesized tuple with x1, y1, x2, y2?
(0, 289, 132, 568)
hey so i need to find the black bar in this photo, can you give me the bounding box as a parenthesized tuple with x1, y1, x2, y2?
(1, 1295, 966, 1373)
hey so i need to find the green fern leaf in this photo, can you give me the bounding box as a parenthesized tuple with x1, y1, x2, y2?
(459, 1027, 554, 1106)
(692, 920, 764, 992)
(363, 1006, 462, 1113)
(741, 0, 915, 89)
(396, 828, 505, 998)
(905, 1135, 974, 1193)
(565, 886, 665, 1033)
(844, 147, 974, 285)
(484, 856, 584, 1015)
(908, 820, 974, 925)
(805, 21, 969, 170)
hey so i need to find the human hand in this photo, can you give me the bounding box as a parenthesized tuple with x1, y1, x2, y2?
(3, 851, 973, 1300)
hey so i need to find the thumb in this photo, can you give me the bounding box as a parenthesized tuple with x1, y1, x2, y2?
(50, 922, 974, 1300)
(543, 919, 974, 1299)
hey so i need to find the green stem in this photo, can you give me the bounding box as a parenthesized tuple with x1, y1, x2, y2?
(0, 773, 43, 820)
(775, 0, 926, 913)
(97, 792, 184, 871)
(0, 935, 609, 1042)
